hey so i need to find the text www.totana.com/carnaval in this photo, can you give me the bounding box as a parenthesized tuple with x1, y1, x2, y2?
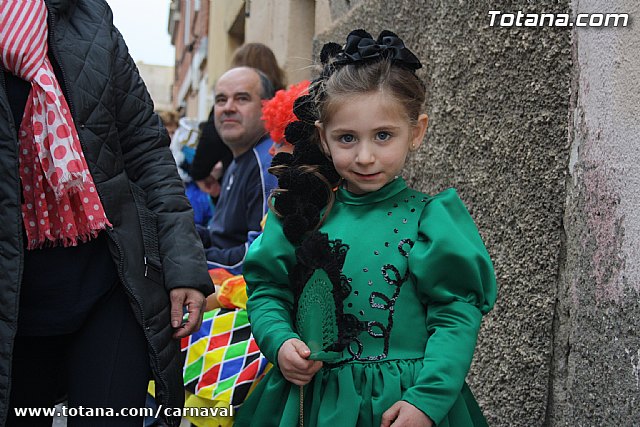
(488, 10, 629, 27)
(13, 404, 234, 418)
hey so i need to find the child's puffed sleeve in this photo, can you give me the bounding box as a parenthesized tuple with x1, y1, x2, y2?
(243, 213, 300, 365)
(402, 189, 497, 424)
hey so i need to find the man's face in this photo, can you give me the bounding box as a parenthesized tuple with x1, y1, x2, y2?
(213, 68, 266, 157)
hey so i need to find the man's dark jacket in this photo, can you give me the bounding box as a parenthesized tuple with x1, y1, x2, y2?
(0, 1, 212, 425)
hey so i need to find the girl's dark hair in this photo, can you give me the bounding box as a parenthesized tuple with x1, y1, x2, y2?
(231, 43, 287, 91)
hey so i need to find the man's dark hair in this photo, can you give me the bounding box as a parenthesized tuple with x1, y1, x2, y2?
(255, 69, 275, 100)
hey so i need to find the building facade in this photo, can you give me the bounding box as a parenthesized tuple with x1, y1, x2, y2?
(170, 0, 337, 119)
(169, 0, 211, 120)
(137, 62, 174, 112)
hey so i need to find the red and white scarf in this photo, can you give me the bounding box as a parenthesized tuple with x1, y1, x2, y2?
(0, 0, 111, 249)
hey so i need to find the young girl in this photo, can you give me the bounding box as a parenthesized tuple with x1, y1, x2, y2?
(235, 29, 497, 427)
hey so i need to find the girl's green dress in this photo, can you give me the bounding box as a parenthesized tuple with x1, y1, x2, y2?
(235, 178, 497, 427)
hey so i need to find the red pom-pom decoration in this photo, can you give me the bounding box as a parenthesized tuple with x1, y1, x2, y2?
(261, 80, 311, 145)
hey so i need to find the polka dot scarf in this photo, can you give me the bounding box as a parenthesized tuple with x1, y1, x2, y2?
(1, 0, 111, 249)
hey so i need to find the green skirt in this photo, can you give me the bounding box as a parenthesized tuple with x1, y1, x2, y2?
(234, 359, 488, 427)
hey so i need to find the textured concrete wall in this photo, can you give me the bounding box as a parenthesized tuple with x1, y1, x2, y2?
(549, 1, 640, 425)
(316, 1, 572, 425)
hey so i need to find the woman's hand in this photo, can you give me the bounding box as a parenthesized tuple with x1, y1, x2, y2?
(277, 338, 323, 385)
(380, 401, 434, 427)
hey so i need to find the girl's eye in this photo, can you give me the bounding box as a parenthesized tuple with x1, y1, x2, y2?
(339, 134, 355, 144)
(376, 131, 391, 141)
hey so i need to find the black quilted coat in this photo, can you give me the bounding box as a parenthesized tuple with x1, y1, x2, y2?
(0, 1, 212, 425)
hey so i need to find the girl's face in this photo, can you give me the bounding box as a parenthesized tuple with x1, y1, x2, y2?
(316, 91, 428, 195)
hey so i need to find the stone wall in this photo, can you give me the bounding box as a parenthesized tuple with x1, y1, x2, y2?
(549, 0, 640, 425)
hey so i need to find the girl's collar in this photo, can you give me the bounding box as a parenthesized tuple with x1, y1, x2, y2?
(336, 176, 407, 205)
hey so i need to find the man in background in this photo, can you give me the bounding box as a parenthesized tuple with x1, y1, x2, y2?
(197, 67, 277, 274)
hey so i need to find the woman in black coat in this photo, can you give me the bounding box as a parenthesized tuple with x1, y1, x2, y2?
(0, 1, 211, 426)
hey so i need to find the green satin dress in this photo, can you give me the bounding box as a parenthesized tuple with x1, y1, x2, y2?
(235, 178, 497, 427)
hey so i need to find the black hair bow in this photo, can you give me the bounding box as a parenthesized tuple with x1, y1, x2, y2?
(334, 29, 422, 70)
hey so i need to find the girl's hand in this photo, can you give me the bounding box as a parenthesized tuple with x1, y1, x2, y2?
(277, 338, 323, 385)
(380, 401, 433, 427)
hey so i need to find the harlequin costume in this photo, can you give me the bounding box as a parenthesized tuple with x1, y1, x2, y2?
(179, 81, 313, 427)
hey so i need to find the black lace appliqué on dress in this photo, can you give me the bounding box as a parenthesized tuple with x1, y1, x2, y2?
(348, 238, 414, 361)
(290, 231, 364, 355)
